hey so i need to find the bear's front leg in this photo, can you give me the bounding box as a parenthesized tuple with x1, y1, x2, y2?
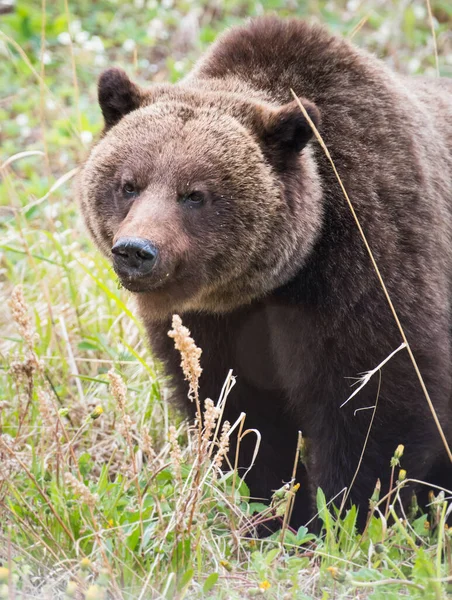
(306, 405, 448, 531)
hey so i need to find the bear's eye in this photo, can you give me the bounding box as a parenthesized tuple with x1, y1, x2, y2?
(180, 191, 205, 208)
(122, 182, 138, 197)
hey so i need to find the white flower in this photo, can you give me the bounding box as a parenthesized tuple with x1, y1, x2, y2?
(94, 54, 107, 67)
(85, 36, 104, 53)
(69, 19, 82, 35)
(44, 204, 58, 219)
(412, 4, 426, 19)
(147, 18, 164, 39)
(122, 39, 136, 53)
(407, 57, 421, 74)
(346, 0, 360, 11)
(75, 31, 90, 45)
(373, 22, 391, 45)
(16, 114, 29, 127)
(80, 130, 93, 145)
(41, 50, 52, 65)
(57, 32, 72, 46)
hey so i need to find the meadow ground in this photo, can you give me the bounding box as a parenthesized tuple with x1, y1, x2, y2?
(1, 1, 452, 598)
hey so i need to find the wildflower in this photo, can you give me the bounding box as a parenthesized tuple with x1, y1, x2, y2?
(90, 405, 103, 420)
(394, 444, 404, 459)
(374, 543, 385, 554)
(390, 444, 404, 467)
(57, 32, 71, 45)
(65, 581, 78, 598)
(80, 130, 93, 145)
(80, 557, 92, 571)
(220, 560, 232, 572)
(0, 569, 8, 584)
(15, 114, 28, 127)
(398, 469, 407, 482)
(299, 435, 310, 466)
(122, 39, 136, 53)
(259, 580, 271, 590)
(370, 479, 381, 504)
(85, 585, 106, 600)
(409, 492, 419, 519)
(327, 566, 348, 583)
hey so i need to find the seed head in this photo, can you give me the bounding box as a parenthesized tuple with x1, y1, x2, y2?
(8, 286, 35, 351)
(108, 369, 127, 411)
(213, 421, 231, 470)
(64, 472, 98, 508)
(168, 315, 202, 402)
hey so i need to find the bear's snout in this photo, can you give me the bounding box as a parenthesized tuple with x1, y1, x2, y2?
(112, 237, 159, 283)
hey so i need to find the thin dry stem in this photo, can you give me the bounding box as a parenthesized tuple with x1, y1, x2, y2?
(425, 0, 440, 76)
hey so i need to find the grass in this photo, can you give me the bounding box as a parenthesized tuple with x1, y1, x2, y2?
(1, 0, 452, 598)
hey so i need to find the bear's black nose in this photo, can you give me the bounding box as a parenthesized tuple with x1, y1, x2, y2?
(112, 237, 158, 278)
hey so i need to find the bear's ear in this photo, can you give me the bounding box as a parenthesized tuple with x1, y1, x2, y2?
(260, 99, 320, 168)
(98, 68, 143, 129)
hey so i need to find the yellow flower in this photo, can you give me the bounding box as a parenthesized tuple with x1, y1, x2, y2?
(85, 584, 106, 600)
(0, 569, 8, 584)
(90, 405, 104, 420)
(259, 580, 271, 590)
(398, 469, 407, 482)
(220, 560, 232, 572)
(65, 581, 78, 598)
(327, 566, 347, 583)
(394, 444, 404, 459)
(80, 557, 92, 571)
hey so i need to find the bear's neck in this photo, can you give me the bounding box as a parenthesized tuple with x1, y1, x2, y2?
(188, 18, 385, 107)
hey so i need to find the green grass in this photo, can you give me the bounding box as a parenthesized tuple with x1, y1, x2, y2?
(1, 0, 452, 598)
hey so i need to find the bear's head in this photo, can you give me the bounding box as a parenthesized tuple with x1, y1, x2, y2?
(78, 68, 322, 318)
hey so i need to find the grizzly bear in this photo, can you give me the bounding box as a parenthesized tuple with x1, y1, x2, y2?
(78, 17, 452, 529)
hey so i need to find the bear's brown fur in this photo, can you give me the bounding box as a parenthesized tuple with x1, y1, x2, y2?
(78, 17, 452, 528)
